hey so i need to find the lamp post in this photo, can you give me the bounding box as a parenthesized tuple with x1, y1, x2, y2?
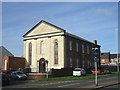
(44, 60, 48, 78)
(92, 47, 99, 86)
(117, 53, 119, 72)
(116, 29, 119, 72)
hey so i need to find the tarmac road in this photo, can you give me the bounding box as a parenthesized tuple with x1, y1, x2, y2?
(2, 74, 119, 89)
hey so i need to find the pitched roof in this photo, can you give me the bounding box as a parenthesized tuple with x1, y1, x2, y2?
(23, 20, 65, 37)
(101, 52, 110, 59)
(65, 32, 100, 46)
(23, 20, 100, 47)
(0, 46, 14, 59)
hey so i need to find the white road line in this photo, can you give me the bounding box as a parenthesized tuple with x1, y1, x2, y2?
(40, 81, 73, 86)
(58, 83, 80, 88)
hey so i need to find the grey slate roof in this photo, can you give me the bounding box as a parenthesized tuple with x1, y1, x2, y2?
(23, 20, 100, 47)
(0, 46, 14, 59)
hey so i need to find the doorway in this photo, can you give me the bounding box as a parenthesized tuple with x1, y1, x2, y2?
(39, 58, 46, 73)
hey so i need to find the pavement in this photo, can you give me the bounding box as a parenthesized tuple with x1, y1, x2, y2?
(83, 80, 119, 90)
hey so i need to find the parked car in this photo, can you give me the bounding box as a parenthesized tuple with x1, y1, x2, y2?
(92, 69, 101, 75)
(9, 72, 19, 80)
(11, 71, 27, 80)
(2, 71, 18, 80)
(73, 68, 86, 76)
(2, 72, 10, 86)
(103, 68, 112, 74)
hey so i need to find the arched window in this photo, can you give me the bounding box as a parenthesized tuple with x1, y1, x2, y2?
(28, 42, 32, 65)
(54, 39, 58, 64)
(40, 41, 44, 54)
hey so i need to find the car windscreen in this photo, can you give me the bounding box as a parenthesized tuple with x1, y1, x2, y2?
(74, 69, 81, 71)
(17, 72, 23, 75)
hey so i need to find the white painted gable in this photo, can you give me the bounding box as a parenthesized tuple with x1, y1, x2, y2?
(25, 21, 64, 37)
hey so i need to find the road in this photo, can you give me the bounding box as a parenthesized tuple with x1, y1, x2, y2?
(2, 74, 119, 89)
(96, 83, 120, 90)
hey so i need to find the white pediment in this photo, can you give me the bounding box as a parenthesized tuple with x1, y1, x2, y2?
(24, 21, 65, 37)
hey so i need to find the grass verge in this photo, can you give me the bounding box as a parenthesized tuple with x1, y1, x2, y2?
(38, 72, 120, 81)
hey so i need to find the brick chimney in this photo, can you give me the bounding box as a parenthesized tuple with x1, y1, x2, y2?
(93, 40, 97, 45)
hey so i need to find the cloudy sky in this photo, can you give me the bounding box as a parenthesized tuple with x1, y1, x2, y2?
(2, 2, 118, 56)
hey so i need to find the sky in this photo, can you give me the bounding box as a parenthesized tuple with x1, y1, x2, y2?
(2, 2, 119, 56)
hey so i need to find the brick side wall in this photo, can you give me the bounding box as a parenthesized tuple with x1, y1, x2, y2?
(2, 55, 25, 71)
(65, 35, 95, 68)
(9, 57, 25, 71)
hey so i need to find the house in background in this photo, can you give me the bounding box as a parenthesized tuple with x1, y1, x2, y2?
(100, 52, 110, 65)
(2, 55, 25, 71)
(0, 46, 14, 71)
(100, 51, 120, 66)
(23, 20, 101, 73)
(0, 46, 25, 71)
(110, 54, 120, 65)
(0, 46, 14, 58)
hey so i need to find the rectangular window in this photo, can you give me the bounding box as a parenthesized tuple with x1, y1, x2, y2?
(82, 54, 85, 67)
(70, 57, 72, 68)
(82, 60, 84, 67)
(69, 40, 72, 51)
(76, 42, 79, 52)
(82, 44, 84, 53)
(88, 60, 89, 67)
(76, 58, 79, 68)
(87, 46, 89, 54)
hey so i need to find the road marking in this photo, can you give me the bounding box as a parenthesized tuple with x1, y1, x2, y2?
(58, 83, 80, 88)
(40, 81, 73, 86)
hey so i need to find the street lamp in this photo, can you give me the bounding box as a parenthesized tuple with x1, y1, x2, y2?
(116, 29, 119, 72)
(44, 60, 49, 78)
(92, 47, 99, 86)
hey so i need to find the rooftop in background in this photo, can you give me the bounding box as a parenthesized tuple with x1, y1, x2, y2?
(0, 46, 14, 58)
(110, 53, 120, 59)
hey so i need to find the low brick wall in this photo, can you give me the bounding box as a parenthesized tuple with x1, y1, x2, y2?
(27, 73, 46, 79)
(50, 68, 74, 77)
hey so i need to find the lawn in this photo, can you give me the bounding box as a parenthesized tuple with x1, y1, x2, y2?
(39, 71, 120, 81)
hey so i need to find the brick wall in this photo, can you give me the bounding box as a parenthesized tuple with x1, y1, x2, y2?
(65, 35, 98, 68)
(2, 55, 25, 71)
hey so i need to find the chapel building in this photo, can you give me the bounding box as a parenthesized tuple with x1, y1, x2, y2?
(23, 20, 100, 73)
